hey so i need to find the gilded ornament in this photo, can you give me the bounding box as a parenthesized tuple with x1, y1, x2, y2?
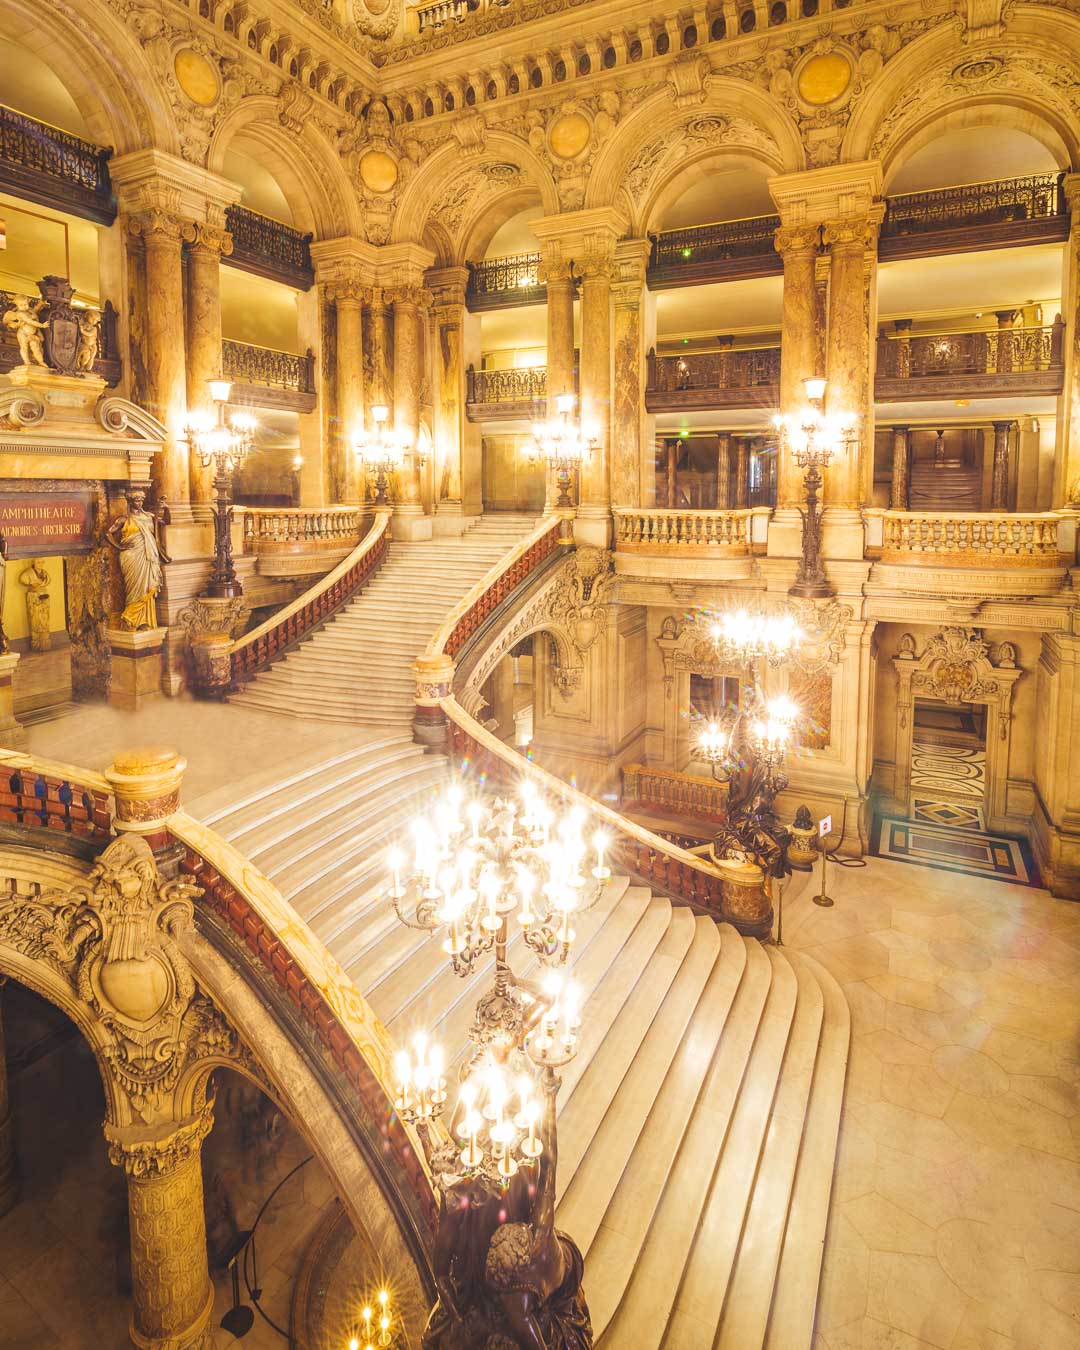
(359, 149, 400, 193)
(548, 112, 592, 160)
(797, 51, 853, 104)
(173, 48, 221, 107)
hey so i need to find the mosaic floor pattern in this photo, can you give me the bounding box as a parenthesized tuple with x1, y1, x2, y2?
(872, 815, 1039, 888)
(910, 742, 987, 802)
(912, 797, 987, 831)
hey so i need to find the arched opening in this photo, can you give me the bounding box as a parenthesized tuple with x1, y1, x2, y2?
(886, 124, 1062, 194)
(480, 638, 535, 747)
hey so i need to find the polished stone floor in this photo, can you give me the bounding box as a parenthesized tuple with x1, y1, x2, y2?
(782, 855, 1080, 1350)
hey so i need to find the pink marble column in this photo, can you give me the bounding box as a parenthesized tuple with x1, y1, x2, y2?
(774, 225, 821, 509)
(541, 247, 576, 511)
(577, 246, 614, 541)
(428, 268, 468, 522)
(889, 425, 910, 509)
(392, 286, 429, 521)
(610, 239, 651, 509)
(184, 223, 232, 507)
(333, 279, 366, 504)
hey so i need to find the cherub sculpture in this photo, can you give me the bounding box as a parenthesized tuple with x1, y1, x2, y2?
(76, 309, 102, 373)
(3, 294, 47, 368)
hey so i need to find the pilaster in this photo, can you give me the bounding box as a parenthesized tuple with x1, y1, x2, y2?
(611, 238, 652, 511)
(184, 223, 233, 507)
(427, 265, 470, 532)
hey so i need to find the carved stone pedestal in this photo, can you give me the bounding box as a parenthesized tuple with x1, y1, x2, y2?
(720, 860, 774, 939)
(413, 654, 454, 749)
(189, 632, 233, 699)
(105, 748, 186, 840)
(107, 626, 168, 711)
(0, 653, 27, 749)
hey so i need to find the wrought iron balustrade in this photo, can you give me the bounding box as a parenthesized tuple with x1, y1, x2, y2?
(0, 103, 114, 224)
(646, 347, 781, 411)
(466, 253, 547, 309)
(222, 340, 316, 406)
(225, 205, 314, 290)
(882, 173, 1065, 240)
(0, 287, 121, 384)
(648, 215, 782, 285)
(875, 323, 1065, 399)
(466, 365, 547, 406)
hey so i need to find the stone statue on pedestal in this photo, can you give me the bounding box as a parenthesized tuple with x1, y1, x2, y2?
(106, 490, 171, 631)
(2, 295, 47, 368)
(18, 559, 51, 652)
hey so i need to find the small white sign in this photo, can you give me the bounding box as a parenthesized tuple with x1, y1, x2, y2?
(819, 815, 832, 838)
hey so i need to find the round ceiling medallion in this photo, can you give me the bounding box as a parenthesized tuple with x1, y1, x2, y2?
(359, 150, 399, 194)
(173, 49, 220, 107)
(549, 112, 592, 160)
(797, 52, 852, 106)
(953, 56, 1004, 82)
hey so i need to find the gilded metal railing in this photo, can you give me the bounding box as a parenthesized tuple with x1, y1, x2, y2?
(622, 763, 729, 822)
(467, 252, 543, 299)
(650, 215, 781, 270)
(224, 204, 314, 290)
(881, 173, 1065, 239)
(876, 323, 1064, 379)
(647, 346, 781, 393)
(230, 511, 389, 683)
(222, 339, 316, 393)
(465, 365, 548, 406)
(0, 103, 114, 223)
(241, 506, 363, 552)
(614, 507, 765, 553)
(873, 510, 1068, 563)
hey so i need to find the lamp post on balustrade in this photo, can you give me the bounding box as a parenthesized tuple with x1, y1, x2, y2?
(772, 377, 856, 600)
(185, 379, 257, 599)
(354, 404, 409, 507)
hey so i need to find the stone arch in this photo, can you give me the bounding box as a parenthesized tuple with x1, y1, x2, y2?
(460, 188, 546, 264)
(391, 134, 560, 250)
(209, 98, 361, 238)
(643, 152, 779, 235)
(844, 17, 1080, 180)
(0, 0, 178, 154)
(586, 82, 804, 232)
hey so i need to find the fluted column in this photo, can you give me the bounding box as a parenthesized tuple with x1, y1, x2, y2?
(127, 209, 194, 506)
(540, 245, 576, 511)
(717, 431, 732, 509)
(428, 267, 469, 528)
(823, 209, 884, 511)
(108, 1106, 214, 1350)
(611, 239, 652, 509)
(889, 425, 910, 509)
(577, 239, 616, 545)
(774, 225, 822, 509)
(184, 222, 233, 507)
(992, 420, 1013, 511)
(330, 278, 366, 504)
(0, 982, 18, 1218)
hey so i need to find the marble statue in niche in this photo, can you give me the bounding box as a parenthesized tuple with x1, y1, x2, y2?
(18, 559, 51, 651)
(106, 490, 170, 630)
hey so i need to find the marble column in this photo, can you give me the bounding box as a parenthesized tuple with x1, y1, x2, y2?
(368, 287, 394, 416)
(332, 279, 366, 505)
(823, 210, 883, 513)
(774, 225, 821, 509)
(392, 286, 430, 537)
(127, 210, 194, 507)
(428, 268, 468, 531)
(610, 239, 652, 510)
(108, 1107, 214, 1350)
(991, 420, 1012, 511)
(717, 431, 732, 509)
(665, 440, 677, 507)
(0, 983, 18, 1218)
(577, 245, 615, 545)
(995, 309, 1018, 374)
(542, 248, 577, 512)
(735, 438, 750, 508)
(184, 223, 233, 508)
(1056, 175, 1080, 505)
(889, 425, 910, 510)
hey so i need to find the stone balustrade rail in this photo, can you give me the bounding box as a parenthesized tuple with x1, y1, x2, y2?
(240, 506, 364, 553)
(614, 506, 769, 555)
(865, 509, 1074, 565)
(622, 763, 730, 822)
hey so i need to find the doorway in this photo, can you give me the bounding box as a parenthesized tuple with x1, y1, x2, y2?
(909, 698, 987, 829)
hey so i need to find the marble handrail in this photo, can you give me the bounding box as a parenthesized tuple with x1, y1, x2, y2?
(0, 748, 113, 838)
(622, 762, 730, 822)
(865, 508, 1073, 562)
(240, 505, 364, 551)
(613, 506, 769, 553)
(230, 510, 390, 682)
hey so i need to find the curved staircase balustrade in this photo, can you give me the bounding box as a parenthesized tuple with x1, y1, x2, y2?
(240, 505, 365, 552)
(230, 509, 390, 686)
(0, 749, 112, 841)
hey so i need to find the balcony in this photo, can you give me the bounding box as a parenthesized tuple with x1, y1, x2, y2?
(647, 215, 782, 289)
(879, 173, 1068, 261)
(239, 505, 364, 577)
(613, 505, 769, 582)
(224, 205, 314, 291)
(0, 284, 122, 384)
(864, 508, 1077, 598)
(222, 339, 317, 412)
(465, 253, 549, 312)
(0, 103, 114, 225)
(874, 320, 1064, 402)
(465, 364, 547, 421)
(645, 347, 780, 413)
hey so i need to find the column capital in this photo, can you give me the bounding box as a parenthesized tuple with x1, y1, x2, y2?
(769, 160, 883, 227)
(185, 221, 233, 260)
(611, 237, 651, 305)
(774, 223, 821, 260)
(531, 206, 628, 274)
(106, 1102, 214, 1180)
(386, 284, 433, 310)
(822, 205, 885, 253)
(426, 265, 469, 311)
(110, 148, 241, 228)
(125, 208, 196, 248)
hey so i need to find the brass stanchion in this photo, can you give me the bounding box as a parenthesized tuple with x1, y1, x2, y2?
(813, 827, 834, 908)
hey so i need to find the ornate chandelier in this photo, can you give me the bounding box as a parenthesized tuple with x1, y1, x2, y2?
(185, 379, 257, 599)
(354, 404, 409, 506)
(529, 392, 597, 508)
(772, 376, 857, 600)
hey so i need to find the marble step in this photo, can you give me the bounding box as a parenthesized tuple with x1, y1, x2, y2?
(597, 938, 773, 1348)
(762, 953, 851, 1350)
(228, 692, 413, 724)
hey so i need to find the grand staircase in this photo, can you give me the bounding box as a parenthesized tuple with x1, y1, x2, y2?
(199, 514, 850, 1347)
(230, 514, 538, 726)
(909, 457, 982, 510)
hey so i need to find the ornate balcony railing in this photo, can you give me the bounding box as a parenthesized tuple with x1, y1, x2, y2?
(880, 173, 1068, 257)
(0, 287, 122, 385)
(221, 339, 317, 412)
(466, 253, 547, 310)
(241, 506, 363, 553)
(465, 365, 550, 420)
(648, 214, 782, 286)
(875, 322, 1065, 400)
(0, 103, 114, 224)
(0, 750, 112, 842)
(614, 507, 768, 556)
(229, 511, 389, 687)
(225, 204, 314, 290)
(646, 346, 781, 411)
(868, 510, 1071, 565)
(622, 763, 729, 823)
